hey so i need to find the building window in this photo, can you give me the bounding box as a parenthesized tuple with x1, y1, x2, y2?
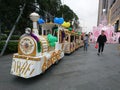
(103, 0, 106, 9)
(113, 0, 116, 4)
(114, 20, 119, 32)
(110, 0, 116, 8)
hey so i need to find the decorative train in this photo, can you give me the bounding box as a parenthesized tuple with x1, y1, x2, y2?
(10, 12, 84, 78)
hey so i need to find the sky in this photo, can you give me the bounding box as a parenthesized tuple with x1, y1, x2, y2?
(62, 0, 99, 33)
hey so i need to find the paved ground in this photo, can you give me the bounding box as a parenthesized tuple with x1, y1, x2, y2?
(0, 44, 120, 90)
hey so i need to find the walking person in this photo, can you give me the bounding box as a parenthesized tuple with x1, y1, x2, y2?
(83, 34, 89, 51)
(118, 36, 120, 44)
(97, 30, 107, 55)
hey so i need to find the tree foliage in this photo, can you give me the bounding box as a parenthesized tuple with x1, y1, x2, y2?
(0, 0, 79, 35)
(56, 5, 78, 21)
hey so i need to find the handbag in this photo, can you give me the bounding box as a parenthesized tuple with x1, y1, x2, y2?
(95, 43, 98, 49)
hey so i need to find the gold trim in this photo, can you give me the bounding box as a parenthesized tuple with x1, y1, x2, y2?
(47, 59, 52, 68)
(51, 52, 56, 64)
(30, 69, 35, 75)
(24, 63, 31, 75)
(42, 56, 47, 72)
(39, 36, 49, 53)
(13, 54, 41, 61)
(18, 36, 37, 56)
(62, 43, 64, 50)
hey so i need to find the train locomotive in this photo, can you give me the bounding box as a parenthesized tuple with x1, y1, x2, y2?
(10, 12, 83, 78)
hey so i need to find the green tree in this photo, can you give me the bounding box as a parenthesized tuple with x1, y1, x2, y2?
(57, 5, 78, 21)
(0, 0, 79, 35)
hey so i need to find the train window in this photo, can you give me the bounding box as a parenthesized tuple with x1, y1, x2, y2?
(65, 35, 69, 41)
(70, 36, 74, 42)
(59, 31, 65, 43)
(43, 30, 46, 35)
(81, 35, 83, 40)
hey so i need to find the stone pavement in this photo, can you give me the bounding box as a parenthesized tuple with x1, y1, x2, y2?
(0, 44, 120, 90)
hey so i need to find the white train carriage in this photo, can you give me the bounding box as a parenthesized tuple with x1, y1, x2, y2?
(10, 12, 64, 78)
(75, 33, 82, 49)
(64, 29, 83, 54)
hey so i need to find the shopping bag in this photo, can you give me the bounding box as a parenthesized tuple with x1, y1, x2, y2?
(95, 43, 98, 49)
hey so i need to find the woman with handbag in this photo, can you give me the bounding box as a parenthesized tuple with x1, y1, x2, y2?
(97, 30, 107, 55)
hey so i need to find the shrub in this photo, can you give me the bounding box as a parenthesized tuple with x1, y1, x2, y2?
(10, 35, 20, 40)
(0, 34, 7, 40)
(0, 35, 20, 40)
(0, 41, 18, 54)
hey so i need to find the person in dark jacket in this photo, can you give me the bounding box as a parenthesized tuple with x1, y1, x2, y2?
(97, 30, 107, 55)
(118, 36, 120, 44)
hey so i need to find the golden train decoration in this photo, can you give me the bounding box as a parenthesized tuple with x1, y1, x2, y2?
(10, 12, 83, 78)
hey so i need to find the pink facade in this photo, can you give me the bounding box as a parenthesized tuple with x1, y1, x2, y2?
(90, 24, 120, 43)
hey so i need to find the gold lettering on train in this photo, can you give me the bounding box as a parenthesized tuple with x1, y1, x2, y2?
(12, 60, 34, 76)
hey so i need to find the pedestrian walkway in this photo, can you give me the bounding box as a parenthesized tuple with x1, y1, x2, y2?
(56, 43, 120, 90)
(0, 44, 120, 90)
